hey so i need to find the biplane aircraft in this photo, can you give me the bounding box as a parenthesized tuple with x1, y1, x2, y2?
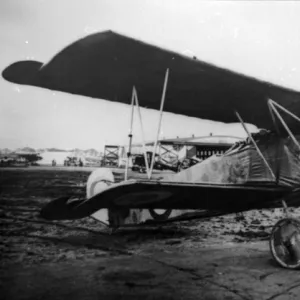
(2, 30, 300, 269)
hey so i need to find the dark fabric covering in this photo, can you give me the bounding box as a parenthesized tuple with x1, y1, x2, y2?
(2, 30, 300, 133)
(40, 181, 291, 220)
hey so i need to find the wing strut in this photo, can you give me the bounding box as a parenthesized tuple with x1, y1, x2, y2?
(124, 70, 169, 180)
(149, 69, 169, 178)
(267, 99, 300, 184)
(134, 87, 151, 178)
(124, 87, 151, 180)
(235, 111, 276, 181)
(268, 99, 300, 151)
(124, 87, 135, 181)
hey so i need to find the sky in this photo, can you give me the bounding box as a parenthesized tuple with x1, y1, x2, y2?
(0, 0, 300, 151)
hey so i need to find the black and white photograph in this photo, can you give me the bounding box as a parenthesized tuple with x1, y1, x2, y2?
(1, 1, 300, 299)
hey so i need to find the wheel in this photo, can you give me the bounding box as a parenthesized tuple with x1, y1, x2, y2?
(269, 218, 300, 270)
(148, 208, 172, 221)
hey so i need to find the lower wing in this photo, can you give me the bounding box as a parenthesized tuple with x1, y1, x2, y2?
(40, 180, 292, 220)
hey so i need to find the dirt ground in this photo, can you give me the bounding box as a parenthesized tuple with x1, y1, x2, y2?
(0, 167, 300, 300)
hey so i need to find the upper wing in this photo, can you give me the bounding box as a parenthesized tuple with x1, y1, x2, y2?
(2, 30, 300, 132)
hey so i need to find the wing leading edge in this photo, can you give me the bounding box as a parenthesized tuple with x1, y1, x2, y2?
(2, 30, 300, 132)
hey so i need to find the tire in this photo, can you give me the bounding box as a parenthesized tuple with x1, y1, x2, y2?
(148, 208, 172, 221)
(269, 218, 300, 270)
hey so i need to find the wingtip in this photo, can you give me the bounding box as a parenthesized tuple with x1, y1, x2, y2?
(2, 60, 42, 85)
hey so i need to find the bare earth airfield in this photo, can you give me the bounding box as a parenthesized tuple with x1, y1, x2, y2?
(1, 166, 300, 300)
(2, 23, 300, 300)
